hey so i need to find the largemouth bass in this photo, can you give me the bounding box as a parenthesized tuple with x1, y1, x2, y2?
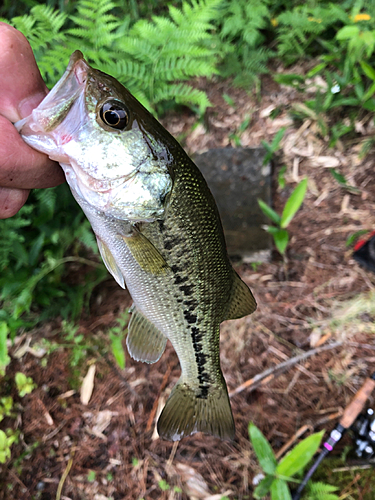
(15, 52, 256, 441)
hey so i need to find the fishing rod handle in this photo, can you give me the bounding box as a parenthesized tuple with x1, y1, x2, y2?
(340, 377, 375, 429)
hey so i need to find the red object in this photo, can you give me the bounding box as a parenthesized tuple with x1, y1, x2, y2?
(353, 230, 375, 273)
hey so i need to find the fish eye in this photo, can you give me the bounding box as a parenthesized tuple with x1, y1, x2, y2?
(99, 100, 129, 130)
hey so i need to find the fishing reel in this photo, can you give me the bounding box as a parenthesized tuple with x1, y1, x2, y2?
(351, 407, 375, 461)
(292, 372, 375, 500)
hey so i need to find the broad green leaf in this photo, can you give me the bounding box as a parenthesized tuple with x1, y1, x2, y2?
(280, 178, 308, 228)
(254, 474, 275, 498)
(258, 199, 281, 225)
(270, 478, 292, 500)
(362, 81, 375, 102)
(307, 63, 326, 78)
(360, 61, 375, 82)
(274, 229, 289, 255)
(0, 323, 10, 372)
(336, 26, 359, 40)
(249, 422, 277, 474)
(276, 431, 324, 478)
(110, 332, 126, 370)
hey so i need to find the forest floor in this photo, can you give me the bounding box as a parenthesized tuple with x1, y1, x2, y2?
(1, 66, 375, 500)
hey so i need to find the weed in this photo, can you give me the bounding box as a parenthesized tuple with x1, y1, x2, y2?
(261, 128, 286, 165)
(15, 372, 36, 397)
(249, 422, 339, 499)
(108, 310, 129, 370)
(258, 178, 308, 257)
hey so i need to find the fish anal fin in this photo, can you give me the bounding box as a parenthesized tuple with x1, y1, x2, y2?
(123, 230, 169, 275)
(96, 237, 125, 289)
(126, 307, 167, 364)
(157, 379, 235, 441)
(225, 272, 257, 321)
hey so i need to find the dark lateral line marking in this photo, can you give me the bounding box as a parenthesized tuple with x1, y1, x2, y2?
(174, 275, 188, 285)
(184, 311, 197, 324)
(191, 326, 210, 399)
(180, 285, 193, 296)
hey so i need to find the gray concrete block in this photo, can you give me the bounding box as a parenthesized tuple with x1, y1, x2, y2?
(193, 147, 272, 261)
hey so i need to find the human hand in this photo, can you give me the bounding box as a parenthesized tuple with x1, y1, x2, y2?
(0, 23, 65, 219)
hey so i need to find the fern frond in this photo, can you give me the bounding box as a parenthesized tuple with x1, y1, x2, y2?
(305, 481, 339, 500)
(154, 83, 211, 114)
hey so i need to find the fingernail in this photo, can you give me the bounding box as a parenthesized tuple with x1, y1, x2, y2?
(18, 90, 48, 118)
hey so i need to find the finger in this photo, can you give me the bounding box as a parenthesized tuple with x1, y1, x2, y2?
(0, 187, 30, 219)
(0, 22, 48, 122)
(0, 115, 65, 189)
(0, 23, 65, 189)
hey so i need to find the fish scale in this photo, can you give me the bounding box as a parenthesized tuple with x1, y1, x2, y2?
(15, 50, 257, 441)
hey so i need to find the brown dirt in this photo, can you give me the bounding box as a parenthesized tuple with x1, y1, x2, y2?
(1, 71, 375, 500)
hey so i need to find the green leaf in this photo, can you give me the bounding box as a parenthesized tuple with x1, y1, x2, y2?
(360, 61, 375, 82)
(258, 199, 281, 225)
(249, 422, 277, 474)
(307, 63, 326, 78)
(329, 168, 347, 186)
(362, 81, 375, 102)
(15, 372, 36, 397)
(336, 25, 359, 40)
(346, 230, 369, 247)
(280, 178, 308, 228)
(271, 127, 286, 152)
(0, 322, 10, 372)
(273, 229, 289, 255)
(254, 474, 275, 498)
(329, 168, 361, 194)
(110, 332, 126, 370)
(270, 478, 292, 500)
(276, 431, 324, 478)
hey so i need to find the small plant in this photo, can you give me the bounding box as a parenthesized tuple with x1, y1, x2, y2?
(87, 470, 96, 482)
(258, 178, 308, 257)
(329, 168, 360, 194)
(158, 479, 170, 491)
(108, 310, 129, 370)
(0, 322, 10, 375)
(261, 128, 286, 165)
(249, 422, 339, 500)
(0, 396, 13, 422)
(15, 372, 36, 397)
(229, 114, 252, 146)
(0, 429, 19, 464)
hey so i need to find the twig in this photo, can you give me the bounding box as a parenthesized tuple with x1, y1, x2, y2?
(275, 425, 311, 460)
(146, 363, 173, 432)
(229, 341, 343, 397)
(56, 455, 74, 500)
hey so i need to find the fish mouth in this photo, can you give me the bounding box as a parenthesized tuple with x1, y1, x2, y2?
(15, 51, 89, 137)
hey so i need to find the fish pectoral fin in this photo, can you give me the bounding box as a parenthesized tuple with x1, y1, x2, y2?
(122, 229, 169, 275)
(96, 237, 126, 289)
(157, 378, 235, 441)
(126, 307, 167, 364)
(225, 272, 257, 321)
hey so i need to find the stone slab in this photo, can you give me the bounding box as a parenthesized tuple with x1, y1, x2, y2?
(193, 147, 272, 260)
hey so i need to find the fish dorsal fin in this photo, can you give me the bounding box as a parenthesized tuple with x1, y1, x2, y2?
(123, 229, 169, 275)
(96, 237, 126, 289)
(126, 306, 167, 364)
(225, 272, 257, 321)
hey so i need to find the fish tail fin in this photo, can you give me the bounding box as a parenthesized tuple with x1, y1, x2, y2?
(157, 378, 235, 441)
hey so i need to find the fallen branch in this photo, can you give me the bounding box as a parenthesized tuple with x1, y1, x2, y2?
(229, 341, 343, 397)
